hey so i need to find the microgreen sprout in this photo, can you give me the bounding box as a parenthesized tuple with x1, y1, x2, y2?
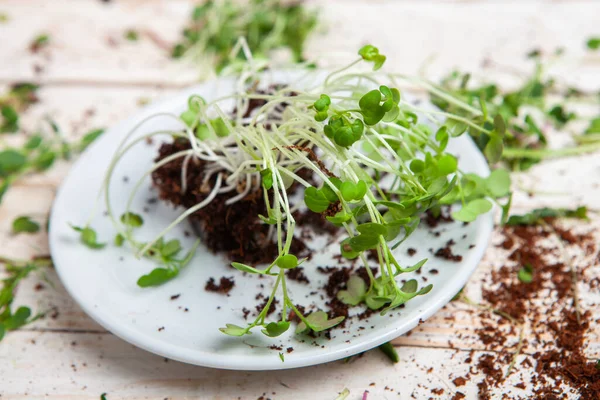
(432, 50, 600, 170)
(12, 216, 40, 234)
(358, 45, 386, 71)
(0, 255, 53, 341)
(172, 0, 317, 73)
(0, 107, 103, 205)
(70, 225, 106, 249)
(82, 43, 510, 339)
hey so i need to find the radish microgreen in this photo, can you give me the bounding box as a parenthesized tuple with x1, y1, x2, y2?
(172, 0, 317, 72)
(295, 311, 345, 334)
(79, 44, 512, 339)
(337, 275, 367, 306)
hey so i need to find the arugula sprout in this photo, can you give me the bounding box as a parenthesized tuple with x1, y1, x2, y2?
(295, 311, 345, 334)
(136, 239, 200, 287)
(172, 0, 317, 72)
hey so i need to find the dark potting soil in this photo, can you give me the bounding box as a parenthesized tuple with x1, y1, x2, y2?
(151, 138, 334, 266)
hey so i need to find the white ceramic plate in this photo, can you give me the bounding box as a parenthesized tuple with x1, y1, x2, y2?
(49, 71, 492, 370)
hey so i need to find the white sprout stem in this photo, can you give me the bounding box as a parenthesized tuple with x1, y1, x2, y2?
(277, 166, 311, 188)
(225, 173, 253, 205)
(180, 153, 194, 194)
(124, 149, 195, 229)
(402, 102, 492, 135)
(137, 173, 223, 258)
(390, 73, 488, 119)
(96, 129, 188, 229)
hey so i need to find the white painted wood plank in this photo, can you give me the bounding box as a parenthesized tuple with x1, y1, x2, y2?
(1, 330, 580, 400)
(0, 1, 598, 86)
(0, 1, 598, 398)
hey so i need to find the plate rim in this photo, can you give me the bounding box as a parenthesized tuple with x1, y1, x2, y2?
(49, 73, 493, 370)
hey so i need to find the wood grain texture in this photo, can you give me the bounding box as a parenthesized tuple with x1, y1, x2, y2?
(0, 1, 599, 399)
(0, 1, 599, 85)
(0, 330, 549, 400)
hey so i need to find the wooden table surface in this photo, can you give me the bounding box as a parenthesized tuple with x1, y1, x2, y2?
(0, 1, 599, 399)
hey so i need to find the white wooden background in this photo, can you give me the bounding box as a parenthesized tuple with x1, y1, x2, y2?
(1, 0, 599, 399)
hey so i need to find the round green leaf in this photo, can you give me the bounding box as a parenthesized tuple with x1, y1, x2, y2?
(485, 168, 511, 198)
(356, 222, 387, 237)
(120, 212, 144, 228)
(180, 110, 196, 127)
(276, 254, 298, 270)
(262, 321, 290, 337)
(359, 90, 382, 111)
(410, 159, 425, 173)
(437, 154, 458, 175)
(484, 135, 503, 164)
(0, 150, 26, 174)
(304, 187, 330, 213)
(340, 238, 360, 259)
(446, 120, 468, 137)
